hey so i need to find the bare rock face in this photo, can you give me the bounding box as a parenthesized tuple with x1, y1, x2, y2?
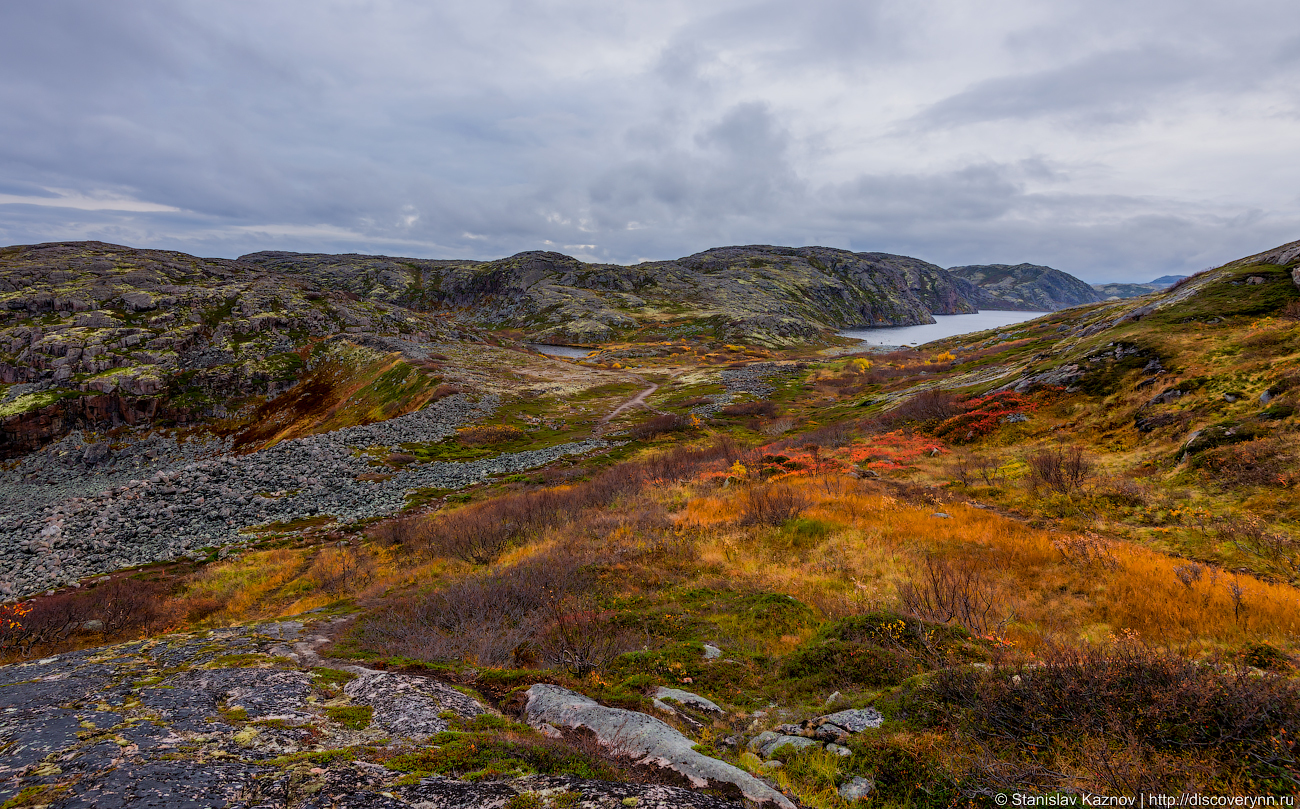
(524, 684, 795, 809)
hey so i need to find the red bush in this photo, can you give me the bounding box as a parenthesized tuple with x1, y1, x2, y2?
(930, 391, 1039, 443)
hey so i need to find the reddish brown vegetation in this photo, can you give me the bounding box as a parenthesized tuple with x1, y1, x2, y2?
(928, 642, 1300, 792)
(0, 578, 170, 659)
(457, 424, 527, 446)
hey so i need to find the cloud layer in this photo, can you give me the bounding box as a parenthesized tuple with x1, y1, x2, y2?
(2, 0, 1298, 281)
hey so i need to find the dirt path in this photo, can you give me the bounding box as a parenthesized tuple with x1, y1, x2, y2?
(599, 377, 660, 429)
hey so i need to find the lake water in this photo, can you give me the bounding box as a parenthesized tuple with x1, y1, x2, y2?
(838, 310, 1048, 347)
(528, 343, 592, 359)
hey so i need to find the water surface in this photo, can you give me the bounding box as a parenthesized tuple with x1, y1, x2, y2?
(838, 310, 1048, 347)
(528, 343, 593, 359)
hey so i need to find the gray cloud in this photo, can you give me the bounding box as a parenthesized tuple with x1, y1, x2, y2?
(1, 0, 1298, 282)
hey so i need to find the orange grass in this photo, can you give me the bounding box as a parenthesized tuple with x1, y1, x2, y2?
(681, 476, 1300, 650)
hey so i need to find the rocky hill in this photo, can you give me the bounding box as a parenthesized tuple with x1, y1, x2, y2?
(241, 245, 982, 347)
(947, 262, 1104, 311)
(0, 241, 483, 457)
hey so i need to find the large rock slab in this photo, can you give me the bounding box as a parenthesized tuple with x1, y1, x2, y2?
(524, 684, 794, 808)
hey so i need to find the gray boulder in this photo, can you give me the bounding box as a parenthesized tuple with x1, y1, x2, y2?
(654, 687, 725, 715)
(839, 775, 876, 801)
(525, 684, 794, 808)
(815, 707, 884, 733)
(747, 731, 821, 758)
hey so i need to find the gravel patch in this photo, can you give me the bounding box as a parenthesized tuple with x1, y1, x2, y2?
(0, 394, 610, 598)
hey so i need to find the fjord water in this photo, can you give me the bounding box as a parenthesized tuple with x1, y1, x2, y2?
(838, 310, 1048, 347)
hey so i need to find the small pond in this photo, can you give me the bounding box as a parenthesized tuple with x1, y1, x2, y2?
(528, 343, 594, 359)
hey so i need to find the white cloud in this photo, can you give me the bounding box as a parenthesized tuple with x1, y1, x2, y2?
(0, 0, 1296, 281)
(0, 189, 182, 213)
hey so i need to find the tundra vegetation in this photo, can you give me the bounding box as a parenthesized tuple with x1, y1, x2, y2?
(2, 239, 1300, 805)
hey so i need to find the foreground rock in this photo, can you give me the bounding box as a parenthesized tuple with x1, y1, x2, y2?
(0, 622, 745, 809)
(524, 684, 795, 809)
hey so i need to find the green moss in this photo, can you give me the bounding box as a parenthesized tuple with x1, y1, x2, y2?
(0, 388, 83, 418)
(384, 731, 617, 781)
(325, 705, 373, 729)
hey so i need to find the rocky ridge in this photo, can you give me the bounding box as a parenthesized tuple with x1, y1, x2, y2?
(0, 241, 480, 457)
(241, 245, 992, 347)
(948, 263, 1105, 311)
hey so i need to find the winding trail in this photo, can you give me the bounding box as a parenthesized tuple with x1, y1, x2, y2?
(599, 377, 660, 428)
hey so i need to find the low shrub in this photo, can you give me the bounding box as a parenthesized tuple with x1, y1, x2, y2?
(926, 642, 1300, 791)
(739, 483, 812, 526)
(899, 555, 1003, 636)
(718, 400, 779, 418)
(357, 551, 600, 668)
(873, 389, 962, 432)
(1190, 436, 1296, 488)
(630, 413, 696, 440)
(0, 578, 169, 658)
(458, 424, 527, 446)
(929, 391, 1039, 443)
(1025, 445, 1094, 497)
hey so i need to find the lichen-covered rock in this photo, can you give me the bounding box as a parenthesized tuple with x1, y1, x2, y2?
(814, 707, 884, 733)
(0, 625, 744, 809)
(653, 687, 725, 715)
(525, 684, 794, 808)
(343, 670, 487, 737)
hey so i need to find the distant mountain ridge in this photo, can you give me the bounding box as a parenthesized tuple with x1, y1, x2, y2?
(1092, 274, 1191, 300)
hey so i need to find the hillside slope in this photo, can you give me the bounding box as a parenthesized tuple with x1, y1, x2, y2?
(949, 261, 1104, 310)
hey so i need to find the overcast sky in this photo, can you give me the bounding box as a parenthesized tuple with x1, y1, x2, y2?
(2, 1, 1298, 281)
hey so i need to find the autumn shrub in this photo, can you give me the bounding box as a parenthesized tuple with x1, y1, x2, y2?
(739, 483, 812, 526)
(308, 547, 375, 596)
(872, 389, 962, 432)
(389, 437, 742, 563)
(428, 383, 463, 400)
(540, 596, 638, 677)
(898, 555, 1003, 636)
(1025, 445, 1094, 496)
(358, 551, 594, 666)
(767, 420, 853, 452)
(458, 424, 527, 446)
(417, 504, 520, 564)
(630, 413, 696, 440)
(0, 578, 169, 658)
(1189, 436, 1296, 488)
(719, 400, 779, 418)
(926, 642, 1300, 792)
